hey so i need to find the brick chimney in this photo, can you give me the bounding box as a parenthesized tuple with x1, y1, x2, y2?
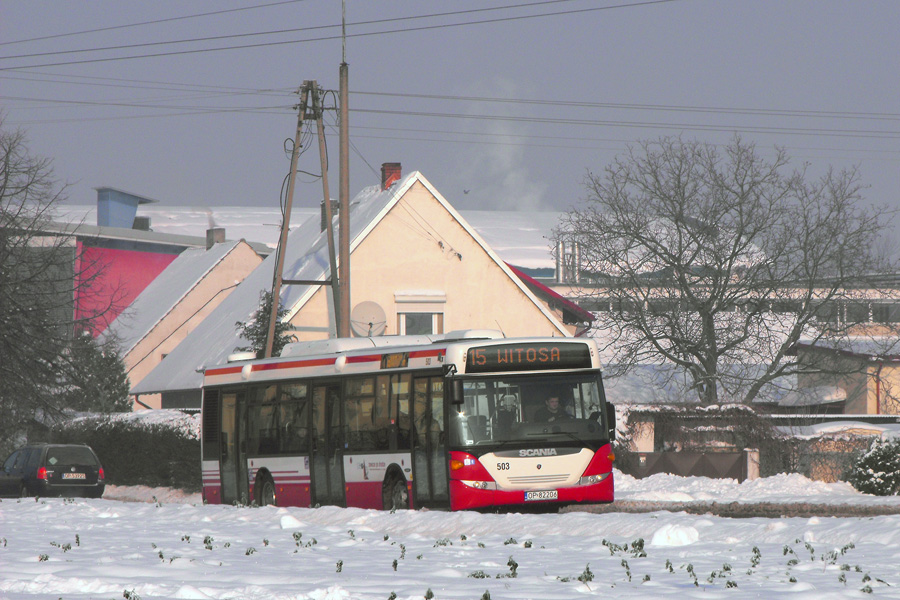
(381, 162, 401, 190)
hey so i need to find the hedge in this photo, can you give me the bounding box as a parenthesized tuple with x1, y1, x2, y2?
(51, 415, 201, 492)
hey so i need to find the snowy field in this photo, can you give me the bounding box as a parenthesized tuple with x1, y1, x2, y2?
(3, 472, 900, 599)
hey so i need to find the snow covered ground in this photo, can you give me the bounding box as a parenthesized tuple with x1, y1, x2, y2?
(3, 472, 900, 599)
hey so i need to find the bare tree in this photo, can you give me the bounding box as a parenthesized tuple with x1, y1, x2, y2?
(556, 137, 898, 405)
(0, 121, 124, 451)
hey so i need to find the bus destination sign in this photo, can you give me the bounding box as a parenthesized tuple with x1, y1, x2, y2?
(466, 342, 592, 373)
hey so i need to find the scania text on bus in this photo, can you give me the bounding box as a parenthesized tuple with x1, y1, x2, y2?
(199, 330, 616, 511)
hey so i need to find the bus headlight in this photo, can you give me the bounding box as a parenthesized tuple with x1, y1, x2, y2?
(578, 472, 610, 486)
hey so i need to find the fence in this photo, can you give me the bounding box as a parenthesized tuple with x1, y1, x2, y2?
(624, 449, 760, 482)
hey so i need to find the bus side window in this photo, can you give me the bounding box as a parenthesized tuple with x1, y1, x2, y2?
(413, 379, 429, 445)
(372, 375, 391, 451)
(257, 402, 279, 454)
(280, 383, 308, 453)
(247, 385, 279, 455)
(394, 373, 411, 449)
(430, 378, 445, 438)
(344, 377, 375, 452)
(312, 387, 327, 447)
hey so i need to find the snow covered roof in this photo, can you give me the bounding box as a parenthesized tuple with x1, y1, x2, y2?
(791, 337, 900, 361)
(777, 420, 900, 440)
(98, 240, 253, 355)
(506, 263, 594, 324)
(131, 171, 566, 396)
(776, 386, 846, 407)
(54, 205, 560, 270)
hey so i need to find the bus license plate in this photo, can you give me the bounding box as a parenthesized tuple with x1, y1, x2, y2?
(525, 490, 557, 501)
(62, 473, 86, 479)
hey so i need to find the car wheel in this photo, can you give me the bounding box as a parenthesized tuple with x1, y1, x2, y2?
(19, 484, 30, 499)
(384, 477, 408, 511)
(256, 474, 277, 506)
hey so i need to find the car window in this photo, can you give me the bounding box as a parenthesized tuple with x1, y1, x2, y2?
(46, 446, 98, 466)
(26, 448, 41, 468)
(2, 450, 20, 471)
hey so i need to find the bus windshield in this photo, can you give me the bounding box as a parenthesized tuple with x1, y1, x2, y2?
(449, 373, 609, 448)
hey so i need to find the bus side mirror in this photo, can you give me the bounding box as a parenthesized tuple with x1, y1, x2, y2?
(449, 379, 464, 405)
(605, 403, 616, 440)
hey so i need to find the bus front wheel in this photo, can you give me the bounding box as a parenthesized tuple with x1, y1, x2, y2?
(384, 476, 408, 511)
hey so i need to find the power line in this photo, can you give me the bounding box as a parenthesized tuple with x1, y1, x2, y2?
(1, 70, 293, 98)
(6, 90, 900, 143)
(0, 0, 309, 47)
(347, 124, 900, 156)
(351, 91, 900, 122)
(6, 67, 896, 123)
(2, 93, 288, 113)
(0, 0, 682, 70)
(0, 1, 620, 57)
(353, 107, 900, 140)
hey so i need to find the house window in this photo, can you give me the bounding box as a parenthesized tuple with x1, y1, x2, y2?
(394, 290, 446, 335)
(873, 302, 900, 323)
(398, 312, 444, 335)
(845, 301, 870, 324)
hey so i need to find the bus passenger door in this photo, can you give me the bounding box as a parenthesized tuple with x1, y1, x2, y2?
(412, 377, 449, 505)
(220, 391, 250, 504)
(310, 383, 345, 507)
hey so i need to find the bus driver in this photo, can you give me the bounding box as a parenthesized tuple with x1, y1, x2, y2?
(533, 395, 569, 423)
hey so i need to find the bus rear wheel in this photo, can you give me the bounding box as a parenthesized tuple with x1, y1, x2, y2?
(255, 474, 277, 506)
(384, 477, 408, 511)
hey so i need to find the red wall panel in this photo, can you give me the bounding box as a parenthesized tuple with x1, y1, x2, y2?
(75, 242, 179, 335)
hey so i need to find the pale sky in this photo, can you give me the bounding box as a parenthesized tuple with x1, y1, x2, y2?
(2, 1, 898, 220)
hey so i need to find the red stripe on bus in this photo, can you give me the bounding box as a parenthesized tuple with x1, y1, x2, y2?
(253, 358, 336, 371)
(205, 366, 243, 376)
(345, 355, 381, 364)
(409, 349, 445, 359)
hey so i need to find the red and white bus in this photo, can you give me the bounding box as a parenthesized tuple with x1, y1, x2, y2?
(200, 330, 615, 511)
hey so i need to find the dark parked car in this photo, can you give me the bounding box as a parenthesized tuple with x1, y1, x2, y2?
(0, 444, 105, 498)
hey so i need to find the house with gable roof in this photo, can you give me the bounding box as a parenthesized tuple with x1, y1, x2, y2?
(131, 165, 592, 409)
(99, 239, 262, 409)
(787, 337, 900, 415)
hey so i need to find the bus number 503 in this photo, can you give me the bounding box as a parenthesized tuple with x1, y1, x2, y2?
(497, 462, 511, 470)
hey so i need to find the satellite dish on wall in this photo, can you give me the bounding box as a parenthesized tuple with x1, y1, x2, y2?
(350, 301, 387, 337)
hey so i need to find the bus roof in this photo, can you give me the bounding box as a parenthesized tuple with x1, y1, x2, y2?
(275, 329, 505, 359)
(205, 331, 599, 387)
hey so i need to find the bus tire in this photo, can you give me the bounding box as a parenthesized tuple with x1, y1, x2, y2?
(384, 475, 409, 511)
(255, 472, 277, 506)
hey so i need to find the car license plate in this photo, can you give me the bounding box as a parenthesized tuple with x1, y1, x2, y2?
(525, 490, 557, 501)
(62, 473, 86, 480)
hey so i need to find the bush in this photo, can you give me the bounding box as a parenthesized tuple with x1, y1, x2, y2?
(51, 413, 201, 491)
(847, 437, 900, 496)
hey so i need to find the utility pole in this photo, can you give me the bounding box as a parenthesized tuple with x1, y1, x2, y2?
(312, 84, 341, 335)
(264, 81, 344, 358)
(264, 83, 310, 359)
(263, 1, 352, 351)
(337, 1, 351, 338)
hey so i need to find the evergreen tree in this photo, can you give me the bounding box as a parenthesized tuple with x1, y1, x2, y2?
(848, 438, 900, 496)
(58, 332, 132, 413)
(235, 290, 296, 358)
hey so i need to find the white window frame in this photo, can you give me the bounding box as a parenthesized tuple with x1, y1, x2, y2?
(394, 290, 446, 335)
